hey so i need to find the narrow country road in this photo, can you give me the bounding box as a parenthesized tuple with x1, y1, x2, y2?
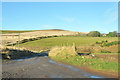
(2, 52, 104, 78)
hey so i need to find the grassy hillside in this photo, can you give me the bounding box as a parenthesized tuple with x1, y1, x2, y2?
(18, 36, 118, 52)
(37, 29, 67, 31)
(1, 29, 68, 34)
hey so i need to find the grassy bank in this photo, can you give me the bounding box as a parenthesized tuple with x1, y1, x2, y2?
(49, 46, 118, 73)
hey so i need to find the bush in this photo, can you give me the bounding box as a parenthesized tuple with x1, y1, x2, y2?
(96, 40, 108, 44)
(101, 50, 111, 53)
(53, 35, 58, 37)
(47, 36, 52, 38)
(96, 41, 102, 44)
(106, 32, 117, 37)
(37, 37, 42, 39)
(29, 38, 35, 41)
(88, 31, 101, 37)
(105, 40, 108, 42)
(118, 50, 120, 53)
(101, 41, 119, 47)
(21, 39, 29, 43)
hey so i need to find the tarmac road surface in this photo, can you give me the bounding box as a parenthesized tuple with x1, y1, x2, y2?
(2, 52, 104, 78)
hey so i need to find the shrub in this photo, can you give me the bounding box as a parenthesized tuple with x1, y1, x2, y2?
(101, 41, 119, 47)
(96, 41, 102, 44)
(105, 40, 108, 42)
(21, 39, 29, 43)
(118, 50, 120, 53)
(88, 31, 101, 37)
(106, 32, 117, 37)
(96, 40, 108, 44)
(37, 37, 42, 39)
(53, 35, 58, 37)
(47, 36, 52, 38)
(29, 38, 35, 41)
(101, 50, 111, 53)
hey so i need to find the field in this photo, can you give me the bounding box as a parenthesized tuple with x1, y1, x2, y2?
(18, 36, 118, 52)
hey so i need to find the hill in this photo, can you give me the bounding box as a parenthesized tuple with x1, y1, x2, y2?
(0, 29, 68, 34)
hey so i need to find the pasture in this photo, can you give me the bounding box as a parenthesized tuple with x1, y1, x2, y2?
(18, 36, 118, 52)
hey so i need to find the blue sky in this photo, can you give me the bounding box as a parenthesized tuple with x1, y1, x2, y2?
(2, 2, 118, 33)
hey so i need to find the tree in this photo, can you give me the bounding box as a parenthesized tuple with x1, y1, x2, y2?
(113, 31, 117, 34)
(107, 32, 116, 37)
(87, 31, 101, 37)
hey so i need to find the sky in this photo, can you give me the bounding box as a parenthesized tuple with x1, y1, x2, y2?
(2, 2, 118, 33)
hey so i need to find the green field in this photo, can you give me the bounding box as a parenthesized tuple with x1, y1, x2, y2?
(18, 36, 118, 52)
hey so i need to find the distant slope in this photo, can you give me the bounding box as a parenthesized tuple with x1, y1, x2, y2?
(0, 29, 68, 34)
(0, 30, 33, 34)
(38, 29, 67, 31)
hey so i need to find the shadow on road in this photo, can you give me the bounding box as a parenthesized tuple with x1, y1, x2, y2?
(1, 48, 49, 60)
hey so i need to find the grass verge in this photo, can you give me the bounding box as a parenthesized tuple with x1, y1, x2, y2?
(49, 46, 118, 73)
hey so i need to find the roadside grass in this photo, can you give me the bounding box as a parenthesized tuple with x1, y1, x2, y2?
(48, 44, 118, 73)
(18, 36, 118, 52)
(49, 46, 118, 72)
(52, 55, 118, 72)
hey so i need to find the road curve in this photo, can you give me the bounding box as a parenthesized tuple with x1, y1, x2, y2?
(2, 53, 104, 78)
